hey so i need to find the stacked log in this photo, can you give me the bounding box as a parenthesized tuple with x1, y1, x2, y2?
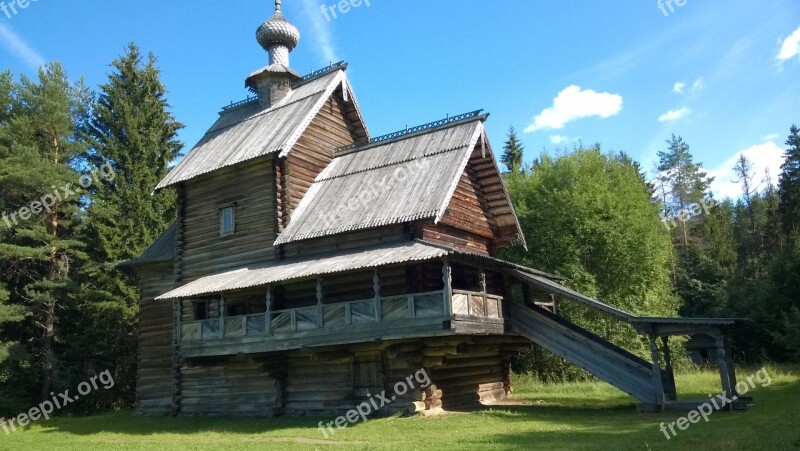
(433, 344, 508, 407)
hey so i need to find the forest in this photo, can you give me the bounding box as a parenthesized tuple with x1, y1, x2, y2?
(0, 45, 798, 416)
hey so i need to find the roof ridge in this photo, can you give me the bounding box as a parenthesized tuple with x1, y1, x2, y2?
(335, 110, 487, 156)
(205, 85, 328, 138)
(293, 61, 348, 88)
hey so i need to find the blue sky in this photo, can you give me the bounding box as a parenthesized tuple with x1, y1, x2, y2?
(1, 0, 799, 198)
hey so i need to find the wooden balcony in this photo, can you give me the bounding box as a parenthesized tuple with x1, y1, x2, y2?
(177, 289, 506, 358)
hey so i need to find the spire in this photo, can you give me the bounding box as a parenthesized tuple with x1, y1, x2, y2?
(256, 0, 300, 67)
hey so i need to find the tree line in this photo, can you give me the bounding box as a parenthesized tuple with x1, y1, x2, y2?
(501, 125, 800, 379)
(0, 44, 181, 415)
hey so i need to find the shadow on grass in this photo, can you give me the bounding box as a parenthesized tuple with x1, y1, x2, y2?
(29, 377, 798, 450)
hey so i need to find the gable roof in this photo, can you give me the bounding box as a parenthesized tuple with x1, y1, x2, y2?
(155, 65, 367, 190)
(274, 112, 523, 246)
(118, 223, 177, 267)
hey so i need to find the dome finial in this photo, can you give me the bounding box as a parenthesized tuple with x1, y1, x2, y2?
(256, 0, 300, 66)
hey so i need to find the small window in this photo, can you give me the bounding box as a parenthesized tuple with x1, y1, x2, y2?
(194, 301, 208, 320)
(220, 206, 235, 235)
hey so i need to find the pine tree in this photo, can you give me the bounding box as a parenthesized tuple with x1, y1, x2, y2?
(0, 63, 90, 401)
(657, 134, 714, 246)
(778, 125, 800, 236)
(501, 126, 524, 174)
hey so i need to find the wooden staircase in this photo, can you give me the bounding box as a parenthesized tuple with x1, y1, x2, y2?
(510, 303, 663, 405)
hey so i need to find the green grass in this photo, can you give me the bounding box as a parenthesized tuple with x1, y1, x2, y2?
(1, 365, 798, 450)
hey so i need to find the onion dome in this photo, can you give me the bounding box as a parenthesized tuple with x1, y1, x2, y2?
(256, 0, 300, 53)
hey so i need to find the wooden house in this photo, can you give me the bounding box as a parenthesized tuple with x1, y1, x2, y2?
(125, 2, 747, 417)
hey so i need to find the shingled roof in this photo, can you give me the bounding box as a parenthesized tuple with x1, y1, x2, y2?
(155, 65, 367, 190)
(274, 112, 524, 246)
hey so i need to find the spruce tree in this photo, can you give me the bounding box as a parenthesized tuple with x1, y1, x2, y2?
(778, 125, 800, 236)
(73, 44, 183, 405)
(501, 126, 524, 174)
(82, 43, 184, 262)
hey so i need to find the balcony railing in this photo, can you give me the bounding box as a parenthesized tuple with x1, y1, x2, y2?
(179, 290, 455, 343)
(451, 289, 504, 319)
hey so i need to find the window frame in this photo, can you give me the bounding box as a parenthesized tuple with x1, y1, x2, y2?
(219, 204, 236, 236)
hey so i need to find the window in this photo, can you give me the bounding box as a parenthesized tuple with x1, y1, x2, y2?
(194, 301, 208, 320)
(220, 205, 235, 235)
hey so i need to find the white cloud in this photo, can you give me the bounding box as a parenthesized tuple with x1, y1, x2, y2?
(658, 107, 692, 123)
(525, 85, 623, 132)
(0, 23, 45, 70)
(762, 133, 781, 141)
(550, 135, 569, 144)
(691, 77, 705, 92)
(672, 82, 686, 94)
(709, 141, 786, 199)
(300, 0, 338, 63)
(777, 25, 800, 61)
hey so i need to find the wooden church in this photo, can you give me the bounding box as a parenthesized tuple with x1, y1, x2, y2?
(126, 1, 746, 417)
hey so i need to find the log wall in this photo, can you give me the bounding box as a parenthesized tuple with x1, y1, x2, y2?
(283, 354, 355, 417)
(180, 357, 282, 417)
(135, 262, 178, 415)
(181, 157, 277, 282)
(167, 334, 529, 418)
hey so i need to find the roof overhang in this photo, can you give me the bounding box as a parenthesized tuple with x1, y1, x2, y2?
(156, 240, 450, 300)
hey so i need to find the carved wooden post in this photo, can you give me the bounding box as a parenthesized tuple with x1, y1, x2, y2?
(373, 269, 382, 322)
(649, 334, 665, 410)
(316, 277, 324, 328)
(442, 257, 452, 316)
(480, 269, 487, 317)
(265, 285, 273, 336)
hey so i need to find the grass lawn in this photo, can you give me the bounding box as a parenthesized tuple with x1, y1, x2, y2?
(1, 365, 798, 450)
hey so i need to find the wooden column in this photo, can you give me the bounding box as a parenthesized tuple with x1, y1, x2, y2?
(265, 285, 273, 336)
(661, 336, 677, 401)
(373, 269, 382, 322)
(714, 332, 733, 405)
(442, 257, 452, 316)
(649, 334, 665, 410)
(316, 277, 324, 328)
